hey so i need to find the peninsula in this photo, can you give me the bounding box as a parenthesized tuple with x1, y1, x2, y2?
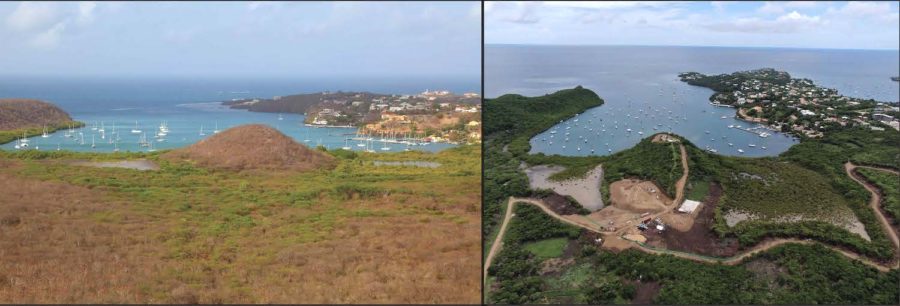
(0, 99, 84, 145)
(680, 68, 900, 136)
(224, 90, 482, 144)
(483, 86, 899, 304)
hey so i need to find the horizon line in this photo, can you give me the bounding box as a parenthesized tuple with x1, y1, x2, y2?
(485, 43, 900, 52)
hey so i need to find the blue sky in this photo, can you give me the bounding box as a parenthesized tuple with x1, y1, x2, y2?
(0, 1, 481, 78)
(486, 1, 900, 50)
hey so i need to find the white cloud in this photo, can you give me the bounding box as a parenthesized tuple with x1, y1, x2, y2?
(543, 1, 682, 10)
(758, 1, 818, 15)
(704, 10, 823, 34)
(76, 2, 97, 25)
(488, 2, 542, 24)
(31, 20, 67, 48)
(5, 2, 106, 49)
(247, 1, 282, 12)
(827, 1, 899, 24)
(6, 2, 59, 31)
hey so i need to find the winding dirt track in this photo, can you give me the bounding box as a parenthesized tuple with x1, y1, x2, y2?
(485, 144, 899, 282)
(845, 162, 899, 249)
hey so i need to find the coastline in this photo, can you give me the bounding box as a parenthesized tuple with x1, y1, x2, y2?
(0, 121, 84, 146)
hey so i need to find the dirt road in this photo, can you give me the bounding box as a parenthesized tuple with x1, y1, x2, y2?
(672, 144, 689, 207)
(844, 162, 900, 249)
(483, 197, 605, 284)
(487, 145, 899, 277)
(483, 197, 516, 285)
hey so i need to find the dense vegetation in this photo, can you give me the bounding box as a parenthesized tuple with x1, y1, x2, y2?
(680, 137, 896, 261)
(487, 203, 587, 304)
(595, 137, 683, 202)
(484, 86, 899, 303)
(858, 168, 900, 225)
(483, 87, 604, 239)
(588, 244, 898, 304)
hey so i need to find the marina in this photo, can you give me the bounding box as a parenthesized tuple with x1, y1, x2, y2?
(2, 102, 457, 153)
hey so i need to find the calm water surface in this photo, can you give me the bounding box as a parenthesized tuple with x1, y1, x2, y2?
(1, 77, 477, 153)
(486, 45, 900, 157)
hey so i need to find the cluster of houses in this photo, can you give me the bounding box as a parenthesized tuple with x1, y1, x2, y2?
(689, 69, 900, 137)
(305, 90, 480, 127)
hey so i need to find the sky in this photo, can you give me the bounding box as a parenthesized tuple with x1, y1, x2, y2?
(0, 1, 482, 79)
(485, 1, 900, 50)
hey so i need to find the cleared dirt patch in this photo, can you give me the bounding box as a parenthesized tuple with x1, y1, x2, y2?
(541, 193, 588, 215)
(609, 179, 670, 212)
(645, 183, 740, 257)
(70, 159, 159, 171)
(579, 179, 671, 233)
(651, 133, 679, 144)
(525, 164, 604, 211)
(724, 210, 871, 241)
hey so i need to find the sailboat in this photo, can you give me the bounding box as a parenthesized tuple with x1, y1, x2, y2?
(278, 113, 284, 121)
(213, 121, 220, 134)
(199, 125, 206, 136)
(148, 140, 156, 152)
(365, 138, 375, 153)
(41, 125, 49, 138)
(14, 132, 29, 149)
(342, 138, 351, 150)
(91, 134, 96, 148)
(131, 121, 142, 134)
(304, 128, 311, 142)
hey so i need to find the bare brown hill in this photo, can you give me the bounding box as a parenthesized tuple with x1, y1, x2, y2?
(0, 99, 75, 130)
(163, 124, 335, 171)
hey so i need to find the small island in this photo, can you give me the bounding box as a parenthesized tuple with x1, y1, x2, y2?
(680, 68, 900, 137)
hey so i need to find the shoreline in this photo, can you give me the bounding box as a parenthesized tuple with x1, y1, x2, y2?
(0, 121, 85, 145)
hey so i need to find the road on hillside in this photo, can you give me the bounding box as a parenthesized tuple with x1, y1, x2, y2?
(485, 145, 899, 282)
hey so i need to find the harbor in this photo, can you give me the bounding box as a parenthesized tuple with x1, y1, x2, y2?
(526, 77, 799, 158)
(2, 102, 458, 153)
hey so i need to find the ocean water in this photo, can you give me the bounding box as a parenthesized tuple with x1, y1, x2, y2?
(0, 76, 479, 153)
(486, 45, 900, 157)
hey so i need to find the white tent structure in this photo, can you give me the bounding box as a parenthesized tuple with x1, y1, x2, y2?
(678, 200, 702, 213)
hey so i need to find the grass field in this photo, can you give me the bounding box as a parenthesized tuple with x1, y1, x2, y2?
(0, 145, 481, 303)
(686, 179, 710, 201)
(717, 158, 855, 221)
(524, 238, 569, 260)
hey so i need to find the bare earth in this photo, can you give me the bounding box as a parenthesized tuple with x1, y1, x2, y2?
(524, 164, 604, 211)
(486, 144, 899, 277)
(70, 159, 159, 171)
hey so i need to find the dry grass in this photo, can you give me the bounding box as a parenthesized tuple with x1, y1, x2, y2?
(243, 214, 481, 303)
(162, 124, 335, 172)
(0, 169, 167, 303)
(0, 99, 74, 130)
(0, 144, 481, 303)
